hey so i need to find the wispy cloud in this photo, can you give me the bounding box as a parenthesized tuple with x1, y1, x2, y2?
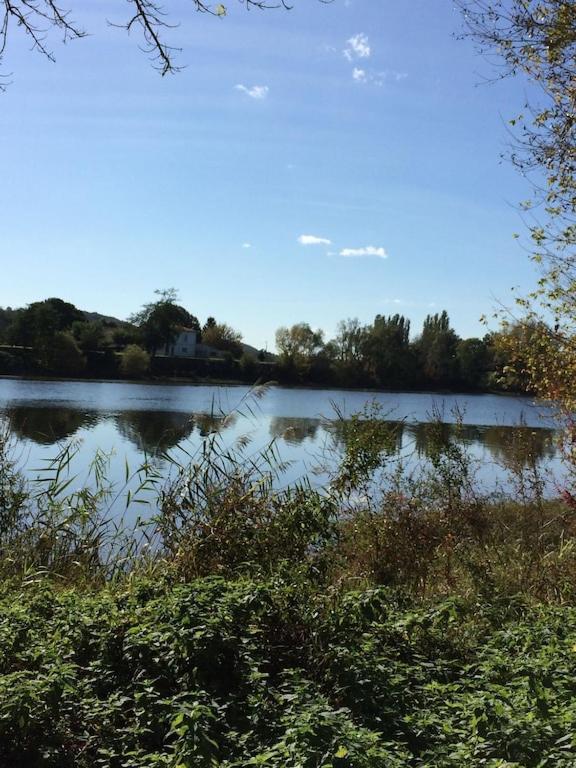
(242, 242, 252, 249)
(353, 68, 408, 86)
(373, 69, 408, 86)
(340, 246, 388, 259)
(344, 33, 371, 61)
(235, 84, 269, 100)
(298, 234, 332, 246)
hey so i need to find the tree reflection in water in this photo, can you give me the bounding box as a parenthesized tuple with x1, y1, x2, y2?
(269, 417, 321, 446)
(114, 411, 196, 455)
(2, 406, 232, 457)
(406, 422, 557, 467)
(324, 419, 405, 456)
(1, 404, 560, 473)
(3, 406, 100, 445)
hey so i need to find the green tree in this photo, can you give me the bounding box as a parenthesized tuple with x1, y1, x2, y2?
(111, 325, 142, 349)
(45, 331, 86, 375)
(203, 317, 217, 335)
(456, 337, 489, 389)
(129, 289, 200, 357)
(201, 321, 243, 358)
(7, 298, 84, 348)
(363, 314, 413, 388)
(275, 323, 324, 380)
(333, 318, 367, 364)
(458, 1, 576, 415)
(71, 320, 106, 352)
(0, 307, 16, 343)
(120, 344, 151, 378)
(416, 311, 459, 387)
(486, 321, 549, 393)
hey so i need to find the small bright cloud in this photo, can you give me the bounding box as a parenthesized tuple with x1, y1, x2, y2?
(235, 84, 269, 100)
(352, 67, 367, 82)
(242, 243, 252, 249)
(340, 246, 388, 259)
(298, 234, 332, 246)
(344, 33, 371, 61)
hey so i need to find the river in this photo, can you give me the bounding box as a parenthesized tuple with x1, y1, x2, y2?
(0, 378, 564, 516)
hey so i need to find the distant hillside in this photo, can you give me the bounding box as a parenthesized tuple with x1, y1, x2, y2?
(83, 311, 133, 327)
(241, 342, 277, 361)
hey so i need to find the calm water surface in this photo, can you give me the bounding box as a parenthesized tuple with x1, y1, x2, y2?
(0, 379, 564, 514)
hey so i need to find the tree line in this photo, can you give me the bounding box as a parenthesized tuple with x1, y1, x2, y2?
(0, 292, 529, 391)
(274, 312, 526, 391)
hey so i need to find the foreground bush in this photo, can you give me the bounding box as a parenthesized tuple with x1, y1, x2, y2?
(1, 577, 576, 766)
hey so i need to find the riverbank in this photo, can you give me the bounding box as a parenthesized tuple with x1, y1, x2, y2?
(0, 344, 526, 396)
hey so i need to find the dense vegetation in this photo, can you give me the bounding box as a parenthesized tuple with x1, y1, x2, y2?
(1, 397, 576, 765)
(0, 294, 527, 392)
(4, 578, 576, 767)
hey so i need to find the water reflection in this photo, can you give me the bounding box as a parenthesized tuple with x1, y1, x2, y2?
(406, 422, 557, 466)
(1, 404, 560, 471)
(480, 425, 557, 467)
(324, 418, 405, 456)
(114, 411, 195, 454)
(195, 412, 228, 437)
(2, 405, 235, 455)
(269, 417, 321, 445)
(3, 406, 100, 444)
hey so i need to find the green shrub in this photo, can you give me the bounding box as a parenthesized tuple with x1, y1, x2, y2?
(120, 344, 150, 378)
(44, 331, 86, 375)
(0, 579, 576, 766)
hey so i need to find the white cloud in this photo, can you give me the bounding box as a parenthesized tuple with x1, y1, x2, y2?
(235, 84, 269, 100)
(340, 246, 388, 259)
(344, 33, 371, 61)
(352, 67, 367, 82)
(242, 242, 252, 249)
(298, 234, 332, 246)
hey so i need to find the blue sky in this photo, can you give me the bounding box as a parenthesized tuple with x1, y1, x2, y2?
(1, 0, 538, 350)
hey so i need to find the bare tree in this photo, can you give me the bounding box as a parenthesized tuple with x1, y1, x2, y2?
(0, 0, 328, 88)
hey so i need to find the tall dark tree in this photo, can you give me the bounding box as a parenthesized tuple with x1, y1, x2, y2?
(363, 314, 413, 388)
(416, 311, 459, 387)
(456, 337, 489, 389)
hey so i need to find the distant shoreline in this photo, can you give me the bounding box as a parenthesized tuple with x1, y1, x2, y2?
(0, 372, 526, 398)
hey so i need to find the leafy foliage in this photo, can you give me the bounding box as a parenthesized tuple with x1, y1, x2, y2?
(201, 322, 243, 358)
(120, 344, 151, 378)
(1, 578, 576, 766)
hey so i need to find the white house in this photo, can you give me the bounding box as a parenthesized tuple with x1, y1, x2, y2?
(164, 329, 197, 358)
